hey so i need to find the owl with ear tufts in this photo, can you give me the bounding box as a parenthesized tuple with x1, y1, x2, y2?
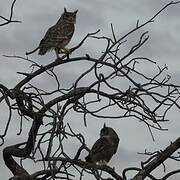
(85, 123, 119, 165)
(26, 8, 78, 58)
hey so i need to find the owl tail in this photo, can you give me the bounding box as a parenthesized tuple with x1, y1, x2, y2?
(38, 47, 48, 55)
(85, 155, 93, 163)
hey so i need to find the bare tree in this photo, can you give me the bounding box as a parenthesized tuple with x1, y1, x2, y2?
(1, 1, 180, 180)
(0, 0, 20, 26)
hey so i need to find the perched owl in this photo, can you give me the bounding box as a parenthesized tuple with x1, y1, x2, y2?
(85, 123, 119, 165)
(26, 8, 78, 57)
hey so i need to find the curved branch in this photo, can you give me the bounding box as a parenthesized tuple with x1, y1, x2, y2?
(3, 116, 42, 179)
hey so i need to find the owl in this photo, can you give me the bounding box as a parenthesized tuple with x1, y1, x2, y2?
(85, 123, 119, 165)
(26, 8, 78, 58)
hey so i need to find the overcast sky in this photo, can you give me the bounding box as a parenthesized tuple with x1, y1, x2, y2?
(0, 0, 180, 179)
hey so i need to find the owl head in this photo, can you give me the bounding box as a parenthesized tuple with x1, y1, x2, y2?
(59, 8, 78, 24)
(100, 123, 119, 140)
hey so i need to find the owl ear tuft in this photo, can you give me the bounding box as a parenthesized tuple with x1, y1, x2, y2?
(103, 123, 106, 128)
(74, 10, 78, 14)
(64, 8, 67, 13)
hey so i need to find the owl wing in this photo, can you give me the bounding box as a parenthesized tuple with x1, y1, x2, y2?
(39, 25, 69, 47)
(86, 136, 114, 163)
(91, 137, 110, 154)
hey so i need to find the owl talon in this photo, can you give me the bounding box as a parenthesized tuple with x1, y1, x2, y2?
(58, 48, 71, 55)
(55, 49, 61, 59)
(99, 160, 107, 166)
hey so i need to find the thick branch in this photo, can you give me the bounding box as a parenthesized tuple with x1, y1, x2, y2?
(44, 157, 123, 180)
(133, 137, 180, 179)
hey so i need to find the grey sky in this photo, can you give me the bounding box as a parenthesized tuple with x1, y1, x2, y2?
(0, 0, 180, 179)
